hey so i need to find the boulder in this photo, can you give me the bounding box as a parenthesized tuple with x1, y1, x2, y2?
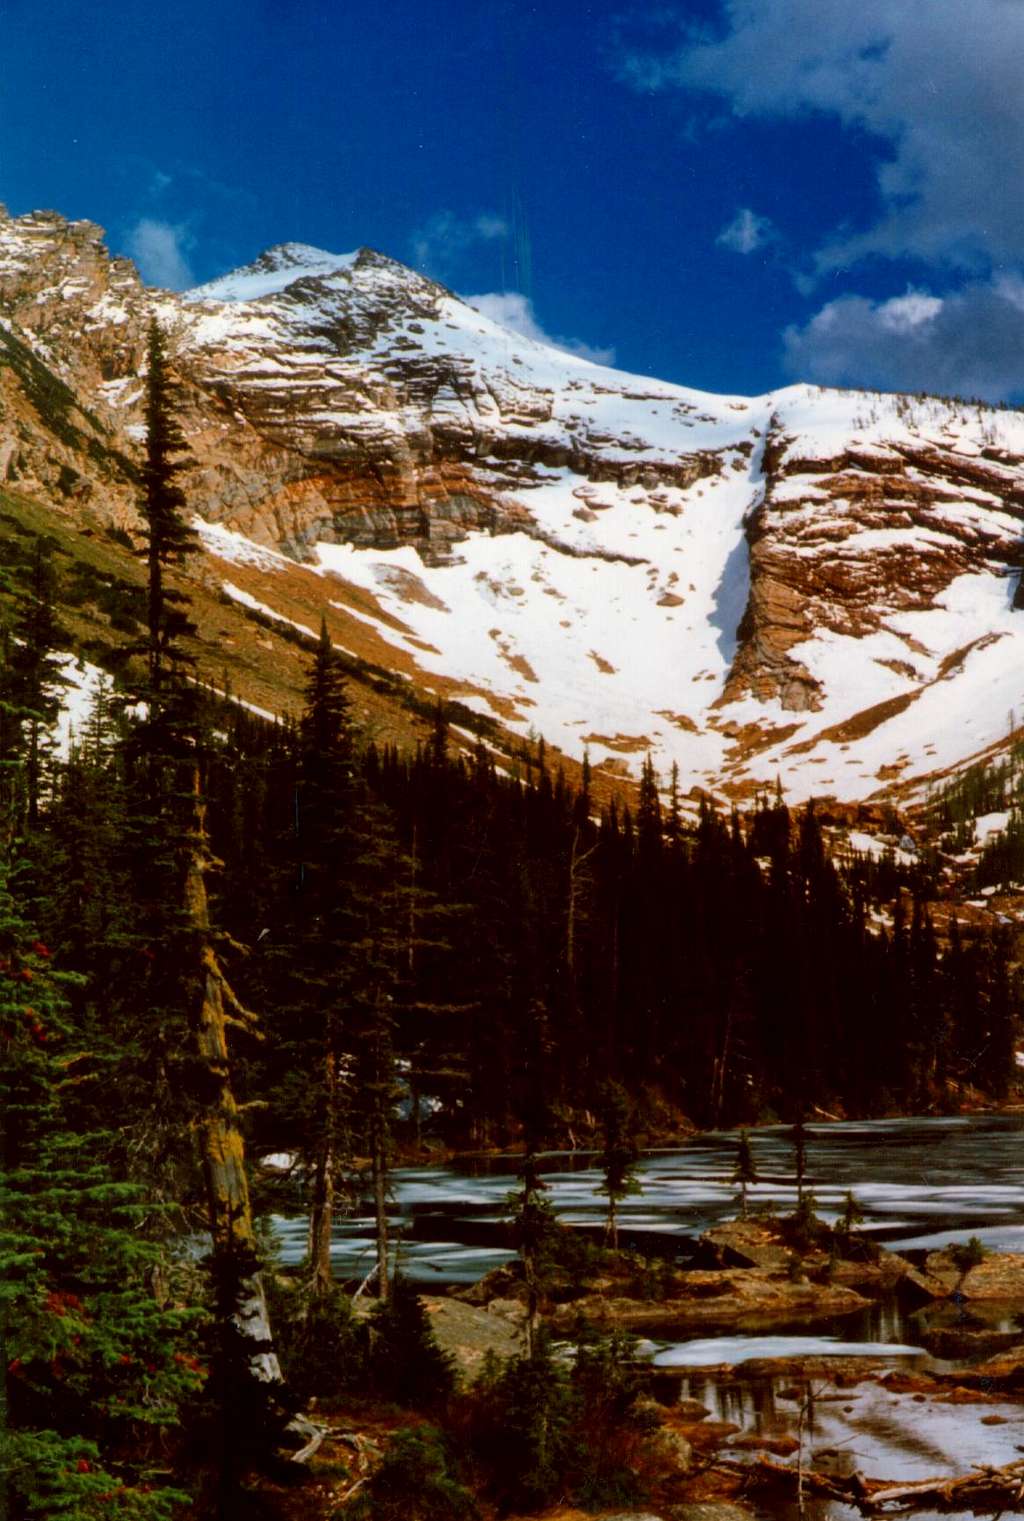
(922, 1250, 968, 1293)
(682, 1420, 742, 1452)
(878, 1370, 937, 1394)
(654, 1427, 694, 1471)
(599, 1514, 666, 1521)
(485, 1296, 526, 1325)
(962, 1252, 1024, 1300)
(918, 1325, 1021, 1360)
(728, 1431, 800, 1456)
(932, 1343, 1024, 1389)
(419, 1296, 520, 1378)
(695, 1221, 790, 1272)
(552, 1270, 870, 1332)
(452, 1264, 519, 1306)
(933, 1385, 1002, 1404)
(894, 1258, 951, 1303)
(978, 1341, 1024, 1376)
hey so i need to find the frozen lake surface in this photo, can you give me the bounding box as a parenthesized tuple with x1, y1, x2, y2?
(270, 1112, 1024, 1283)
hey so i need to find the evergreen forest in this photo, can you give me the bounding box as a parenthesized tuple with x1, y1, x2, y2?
(2, 326, 1020, 1517)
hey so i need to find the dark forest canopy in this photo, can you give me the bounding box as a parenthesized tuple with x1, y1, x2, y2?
(4, 571, 1016, 1147)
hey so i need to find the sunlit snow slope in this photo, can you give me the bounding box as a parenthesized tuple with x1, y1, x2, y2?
(3, 207, 1024, 803)
(178, 245, 1024, 802)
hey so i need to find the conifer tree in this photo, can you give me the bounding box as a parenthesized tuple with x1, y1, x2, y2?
(366, 1274, 455, 1410)
(1, 850, 200, 1520)
(139, 320, 197, 689)
(129, 329, 294, 1499)
(733, 1128, 757, 1219)
(268, 621, 416, 1303)
(4, 538, 68, 827)
(792, 1111, 808, 1203)
(597, 1080, 641, 1248)
(287, 619, 357, 1298)
(508, 1153, 557, 1358)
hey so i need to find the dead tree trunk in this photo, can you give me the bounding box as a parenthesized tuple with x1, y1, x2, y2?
(308, 1037, 338, 1300)
(183, 765, 282, 1383)
(371, 1103, 389, 1303)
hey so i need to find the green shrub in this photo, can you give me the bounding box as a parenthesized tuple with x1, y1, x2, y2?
(949, 1236, 987, 1273)
(268, 1281, 365, 1402)
(627, 1254, 675, 1302)
(469, 1337, 573, 1512)
(342, 1427, 477, 1521)
(367, 1275, 456, 1410)
(461, 1329, 661, 1513)
(781, 1193, 830, 1253)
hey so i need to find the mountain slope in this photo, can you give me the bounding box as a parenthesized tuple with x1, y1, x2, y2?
(2, 204, 1024, 802)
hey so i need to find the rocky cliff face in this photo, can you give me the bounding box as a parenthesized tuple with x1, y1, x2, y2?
(728, 402, 1024, 714)
(3, 204, 1024, 803)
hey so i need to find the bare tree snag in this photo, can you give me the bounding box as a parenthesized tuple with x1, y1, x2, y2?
(184, 764, 282, 1384)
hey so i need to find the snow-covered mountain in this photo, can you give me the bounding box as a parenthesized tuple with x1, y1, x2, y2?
(3, 204, 1024, 804)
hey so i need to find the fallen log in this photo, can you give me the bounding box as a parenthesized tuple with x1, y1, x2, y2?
(864, 1459, 1024, 1511)
(730, 1453, 1024, 1514)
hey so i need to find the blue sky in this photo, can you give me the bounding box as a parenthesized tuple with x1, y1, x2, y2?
(5, 0, 1024, 400)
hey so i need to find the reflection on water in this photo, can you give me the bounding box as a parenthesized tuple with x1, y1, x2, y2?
(678, 1354, 1024, 1521)
(651, 1333, 927, 1366)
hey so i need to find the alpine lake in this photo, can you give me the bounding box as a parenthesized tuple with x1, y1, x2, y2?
(270, 1115, 1024, 1518)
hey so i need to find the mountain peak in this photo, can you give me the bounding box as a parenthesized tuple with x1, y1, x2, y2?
(185, 242, 360, 304)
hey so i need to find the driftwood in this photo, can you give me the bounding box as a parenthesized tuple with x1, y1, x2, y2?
(284, 1415, 328, 1465)
(732, 1453, 1024, 1514)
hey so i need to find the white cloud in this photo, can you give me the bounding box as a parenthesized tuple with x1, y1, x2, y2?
(716, 207, 775, 256)
(126, 218, 195, 290)
(876, 291, 943, 334)
(465, 291, 616, 366)
(411, 210, 509, 281)
(620, 1, 1024, 276)
(783, 279, 1024, 400)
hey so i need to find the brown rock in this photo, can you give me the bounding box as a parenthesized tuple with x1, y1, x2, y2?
(667, 1507, 754, 1521)
(923, 1250, 968, 1293)
(896, 1260, 952, 1303)
(962, 1253, 1024, 1299)
(553, 1262, 872, 1334)
(879, 1371, 937, 1394)
(696, 1221, 791, 1272)
(453, 1265, 519, 1306)
(485, 1297, 526, 1325)
(675, 1398, 712, 1422)
(654, 1427, 694, 1471)
(682, 1421, 742, 1452)
(934, 1385, 1001, 1404)
(728, 1432, 800, 1457)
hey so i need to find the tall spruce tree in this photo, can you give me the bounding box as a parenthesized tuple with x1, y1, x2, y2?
(129, 326, 296, 1502)
(276, 619, 360, 1298)
(140, 320, 197, 690)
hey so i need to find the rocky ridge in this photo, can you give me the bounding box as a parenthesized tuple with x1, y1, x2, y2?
(4, 204, 1024, 802)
